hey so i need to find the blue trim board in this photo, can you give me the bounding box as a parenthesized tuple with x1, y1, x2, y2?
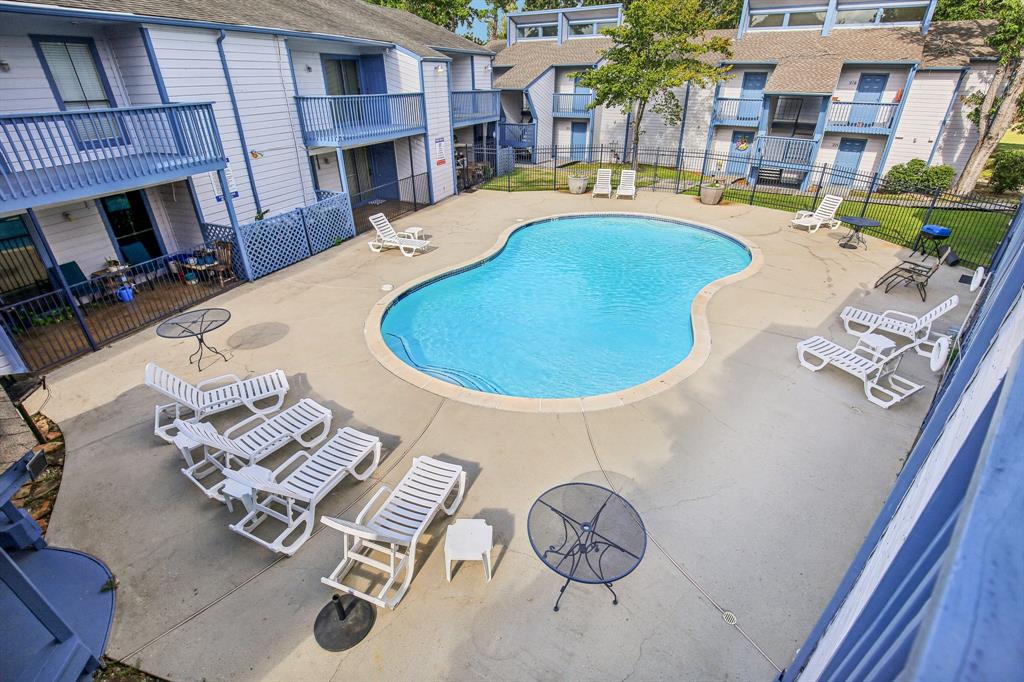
(446, 64, 458, 195)
(418, 61, 435, 203)
(876, 64, 918, 173)
(921, 0, 938, 34)
(928, 68, 968, 165)
(783, 205, 1024, 680)
(216, 30, 262, 215)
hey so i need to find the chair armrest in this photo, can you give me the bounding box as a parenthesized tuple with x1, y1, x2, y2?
(320, 515, 406, 545)
(223, 412, 268, 438)
(270, 450, 311, 480)
(794, 211, 814, 219)
(355, 486, 391, 524)
(195, 373, 242, 391)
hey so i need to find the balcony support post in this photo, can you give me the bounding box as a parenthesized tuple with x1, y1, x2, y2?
(802, 97, 831, 191)
(217, 169, 253, 281)
(217, 30, 262, 216)
(23, 208, 97, 351)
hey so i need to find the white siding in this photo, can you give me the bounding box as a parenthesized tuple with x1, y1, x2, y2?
(394, 135, 429, 203)
(385, 48, 422, 94)
(311, 150, 344, 192)
(554, 67, 578, 94)
(149, 181, 203, 252)
(34, 200, 118, 275)
(451, 56, 473, 90)
(883, 70, 959, 173)
(719, 66, 773, 98)
(500, 90, 528, 121)
(816, 134, 886, 175)
(933, 63, 998, 178)
(288, 42, 366, 96)
(527, 68, 555, 159)
(472, 55, 492, 89)
(682, 85, 714, 151)
(106, 25, 162, 106)
(422, 62, 455, 200)
(595, 102, 629, 149)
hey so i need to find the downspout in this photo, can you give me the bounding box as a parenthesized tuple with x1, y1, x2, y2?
(877, 64, 919, 176)
(675, 82, 691, 168)
(217, 30, 262, 216)
(927, 68, 969, 165)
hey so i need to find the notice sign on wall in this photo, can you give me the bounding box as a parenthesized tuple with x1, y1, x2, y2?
(210, 159, 240, 203)
(435, 137, 446, 166)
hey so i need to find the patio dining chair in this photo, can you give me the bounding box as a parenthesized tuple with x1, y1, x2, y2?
(209, 241, 236, 286)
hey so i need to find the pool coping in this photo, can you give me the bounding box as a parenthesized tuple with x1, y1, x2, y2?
(364, 211, 764, 413)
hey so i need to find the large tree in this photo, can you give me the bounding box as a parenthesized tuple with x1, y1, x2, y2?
(950, 0, 1024, 193)
(577, 0, 733, 169)
(482, 0, 516, 41)
(367, 0, 478, 33)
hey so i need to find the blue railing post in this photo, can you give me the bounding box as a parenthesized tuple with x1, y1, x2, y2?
(218, 169, 253, 281)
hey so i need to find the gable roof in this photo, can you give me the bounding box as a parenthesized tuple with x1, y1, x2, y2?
(492, 37, 612, 89)
(0, 0, 489, 58)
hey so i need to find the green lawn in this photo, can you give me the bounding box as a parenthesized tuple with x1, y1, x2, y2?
(480, 162, 700, 192)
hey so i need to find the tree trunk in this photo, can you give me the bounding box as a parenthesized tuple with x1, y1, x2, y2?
(631, 99, 647, 171)
(954, 65, 1024, 194)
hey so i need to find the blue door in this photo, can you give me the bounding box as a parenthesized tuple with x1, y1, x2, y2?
(831, 138, 867, 185)
(570, 121, 588, 160)
(739, 72, 768, 122)
(726, 130, 754, 176)
(850, 73, 888, 126)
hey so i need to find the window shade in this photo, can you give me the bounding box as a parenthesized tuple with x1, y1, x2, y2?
(38, 41, 111, 109)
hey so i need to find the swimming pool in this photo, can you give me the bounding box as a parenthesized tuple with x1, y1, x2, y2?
(380, 215, 753, 400)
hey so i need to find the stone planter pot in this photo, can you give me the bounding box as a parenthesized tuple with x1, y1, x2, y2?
(699, 184, 725, 205)
(568, 176, 589, 194)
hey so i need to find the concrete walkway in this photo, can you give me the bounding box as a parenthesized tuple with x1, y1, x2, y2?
(42, 190, 971, 681)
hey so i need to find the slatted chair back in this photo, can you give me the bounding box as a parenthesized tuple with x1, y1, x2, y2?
(814, 195, 843, 221)
(594, 168, 612, 189)
(174, 418, 249, 459)
(366, 456, 464, 544)
(369, 213, 399, 242)
(145, 363, 202, 411)
(918, 295, 959, 329)
(619, 170, 636, 191)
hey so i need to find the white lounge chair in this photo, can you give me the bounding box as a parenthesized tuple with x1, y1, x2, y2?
(171, 398, 332, 500)
(593, 168, 613, 197)
(368, 213, 430, 257)
(841, 295, 958, 356)
(221, 427, 381, 555)
(791, 195, 843, 233)
(321, 456, 465, 609)
(144, 363, 288, 443)
(796, 335, 923, 408)
(615, 169, 637, 199)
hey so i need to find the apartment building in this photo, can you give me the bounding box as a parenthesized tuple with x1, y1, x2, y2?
(0, 0, 495, 308)
(492, 0, 996, 187)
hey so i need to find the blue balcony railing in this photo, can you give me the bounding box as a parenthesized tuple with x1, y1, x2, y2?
(498, 122, 536, 149)
(295, 93, 426, 147)
(0, 103, 224, 213)
(713, 97, 763, 126)
(825, 101, 899, 134)
(552, 93, 595, 117)
(755, 135, 817, 166)
(451, 90, 500, 125)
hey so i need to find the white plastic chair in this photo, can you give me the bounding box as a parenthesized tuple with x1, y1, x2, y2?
(221, 427, 381, 555)
(321, 456, 466, 609)
(841, 295, 958, 356)
(796, 335, 923, 408)
(791, 195, 843, 233)
(144, 363, 288, 442)
(593, 168, 613, 197)
(171, 398, 332, 500)
(368, 213, 430, 257)
(615, 170, 637, 199)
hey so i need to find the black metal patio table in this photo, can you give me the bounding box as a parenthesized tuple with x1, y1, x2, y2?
(528, 482, 647, 612)
(155, 308, 230, 371)
(838, 216, 880, 250)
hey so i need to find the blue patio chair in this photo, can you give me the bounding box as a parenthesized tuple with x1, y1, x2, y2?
(120, 242, 152, 266)
(47, 261, 100, 309)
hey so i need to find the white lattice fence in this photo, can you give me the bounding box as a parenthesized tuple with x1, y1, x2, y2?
(303, 191, 356, 254)
(496, 146, 515, 176)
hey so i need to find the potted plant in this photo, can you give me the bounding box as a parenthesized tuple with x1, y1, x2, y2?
(567, 172, 589, 195)
(700, 178, 726, 205)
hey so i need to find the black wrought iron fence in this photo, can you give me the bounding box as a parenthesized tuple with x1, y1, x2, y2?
(0, 240, 240, 372)
(478, 144, 1018, 269)
(350, 173, 430, 233)
(0, 234, 50, 302)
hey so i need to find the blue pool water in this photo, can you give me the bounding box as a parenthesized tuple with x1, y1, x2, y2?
(381, 215, 751, 398)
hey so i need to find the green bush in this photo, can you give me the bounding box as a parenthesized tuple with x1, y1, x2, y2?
(990, 149, 1024, 194)
(883, 158, 955, 194)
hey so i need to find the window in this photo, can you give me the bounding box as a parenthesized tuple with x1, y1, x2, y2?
(789, 11, 827, 25)
(836, 8, 880, 24)
(880, 5, 927, 22)
(748, 13, 785, 28)
(323, 57, 361, 96)
(595, 20, 618, 33)
(33, 37, 121, 147)
(517, 24, 557, 39)
(100, 191, 163, 263)
(569, 21, 617, 36)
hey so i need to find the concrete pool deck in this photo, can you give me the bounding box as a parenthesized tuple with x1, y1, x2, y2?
(41, 190, 972, 681)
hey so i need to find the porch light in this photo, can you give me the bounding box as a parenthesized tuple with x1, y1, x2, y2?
(435, 64, 445, 75)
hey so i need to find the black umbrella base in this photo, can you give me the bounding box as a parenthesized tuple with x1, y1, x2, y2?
(314, 594, 376, 652)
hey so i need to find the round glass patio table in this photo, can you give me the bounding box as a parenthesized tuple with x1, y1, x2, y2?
(156, 308, 231, 371)
(528, 482, 647, 612)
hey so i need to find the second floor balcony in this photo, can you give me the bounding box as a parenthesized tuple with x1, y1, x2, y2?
(825, 101, 899, 134)
(295, 93, 426, 148)
(1, 103, 224, 214)
(552, 93, 596, 118)
(713, 97, 763, 127)
(451, 91, 500, 126)
(498, 122, 536, 149)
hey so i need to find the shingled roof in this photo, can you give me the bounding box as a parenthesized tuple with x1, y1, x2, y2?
(0, 0, 489, 58)
(493, 37, 613, 89)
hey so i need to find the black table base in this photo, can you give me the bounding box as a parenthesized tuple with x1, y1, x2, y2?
(314, 594, 376, 651)
(189, 332, 228, 371)
(542, 512, 635, 612)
